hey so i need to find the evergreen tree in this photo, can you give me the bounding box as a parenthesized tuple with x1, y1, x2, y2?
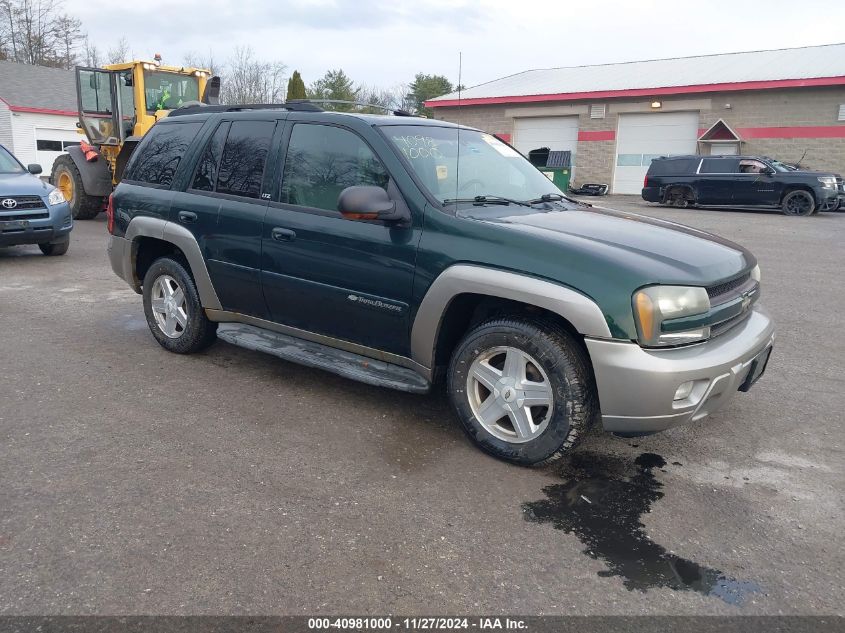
(308, 69, 359, 111)
(286, 70, 307, 101)
(407, 73, 453, 117)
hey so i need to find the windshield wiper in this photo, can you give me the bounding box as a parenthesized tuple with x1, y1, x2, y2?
(524, 193, 566, 204)
(442, 195, 531, 207)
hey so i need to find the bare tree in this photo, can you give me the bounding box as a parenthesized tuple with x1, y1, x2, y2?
(220, 46, 286, 105)
(106, 36, 130, 64)
(183, 50, 221, 78)
(83, 34, 100, 67)
(53, 13, 81, 68)
(0, 0, 86, 67)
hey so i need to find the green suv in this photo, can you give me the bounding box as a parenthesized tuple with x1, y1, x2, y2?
(107, 104, 774, 465)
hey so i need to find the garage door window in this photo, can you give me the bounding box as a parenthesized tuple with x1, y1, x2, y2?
(616, 154, 642, 166)
(36, 140, 63, 152)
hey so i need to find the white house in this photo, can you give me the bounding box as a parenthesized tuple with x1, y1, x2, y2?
(0, 61, 83, 173)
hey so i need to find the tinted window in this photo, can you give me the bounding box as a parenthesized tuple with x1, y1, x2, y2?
(700, 158, 739, 174)
(216, 121, 275, 199)
(126, 122, 203, 187)
(281, 124, 389, 211)
(191, 122, 230, 191)
(647, 158, 696, 176)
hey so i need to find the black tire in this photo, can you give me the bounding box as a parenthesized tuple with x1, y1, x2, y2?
(51, 154, 104, 220)
(447, 317, 597, 466)
(142, 256, 217, 354)
(38, 237, 69, 256)
(781, 190, 815, 216)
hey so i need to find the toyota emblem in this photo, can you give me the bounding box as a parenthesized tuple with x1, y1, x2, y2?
(1, 198, 17, 209)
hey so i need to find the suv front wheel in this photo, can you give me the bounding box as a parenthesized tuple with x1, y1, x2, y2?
(447, 317, 596, 466)
(781, 190, 815, 216)
(142, 257, 217, 353)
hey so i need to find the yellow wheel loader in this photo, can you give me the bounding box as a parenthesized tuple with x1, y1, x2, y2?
(51, 58, 220, 219)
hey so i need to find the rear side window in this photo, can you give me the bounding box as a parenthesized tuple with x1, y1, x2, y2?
(191, 122, 230, 191)
(280, 124, 389, 212)
(700, 158, 739, 174)
(125, 122, 203, 187)
(216, 120, 276, 199)
(647, 158, 696, 176)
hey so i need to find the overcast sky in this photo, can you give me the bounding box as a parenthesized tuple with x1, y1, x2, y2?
(65, 0, 845, 91)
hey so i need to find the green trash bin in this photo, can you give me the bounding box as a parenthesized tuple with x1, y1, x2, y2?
(534, 150, 572, 193)
(539, 166, 571, 192)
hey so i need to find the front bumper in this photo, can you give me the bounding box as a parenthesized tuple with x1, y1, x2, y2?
(585, 305, 775, 434)
(0, 202, 72, 247)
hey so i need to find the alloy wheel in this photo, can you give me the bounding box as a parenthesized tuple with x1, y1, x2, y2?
(150, 274, 188, 338)
(466, 346, 554, 443)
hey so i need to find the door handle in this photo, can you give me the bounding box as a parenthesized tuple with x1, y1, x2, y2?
(272, 227, 296, 242)
(178, 211, 197, 224)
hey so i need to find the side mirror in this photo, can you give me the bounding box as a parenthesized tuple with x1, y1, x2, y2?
(338, 186, 407, 223)
(27, 164, 42, 175)
(761, 167, 775, 176)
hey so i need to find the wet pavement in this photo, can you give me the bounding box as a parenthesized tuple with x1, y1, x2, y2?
(523, 451, 760, 605)
(1, 202, 843, 615)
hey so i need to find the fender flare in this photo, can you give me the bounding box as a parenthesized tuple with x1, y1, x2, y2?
(410, 264, 613, 369)
(61, 146, 113, 196)
(125, 216, 222, 310)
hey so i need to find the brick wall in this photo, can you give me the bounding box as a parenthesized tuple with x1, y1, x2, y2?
(432, 86, 845, 186)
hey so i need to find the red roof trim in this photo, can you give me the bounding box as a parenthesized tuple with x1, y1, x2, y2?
(426, 76, 845, 108)
(737, 125, 845, 139)
(578, 130, 615, 141)
(8, 105, 78, 116)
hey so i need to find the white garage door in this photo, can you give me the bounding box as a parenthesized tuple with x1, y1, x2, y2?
(513, 116, 579, 176)
(613, 112, 699, 194)
(35, 127, 83, 173)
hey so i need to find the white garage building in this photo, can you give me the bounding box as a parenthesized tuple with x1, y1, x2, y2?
(426, 44, 845, 194)
(0, 61, 83, 173)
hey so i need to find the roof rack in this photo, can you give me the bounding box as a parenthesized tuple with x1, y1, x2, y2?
(168, 102, 324, 117)
(298, 99, 417, 117)
(168, 100, 418, 118)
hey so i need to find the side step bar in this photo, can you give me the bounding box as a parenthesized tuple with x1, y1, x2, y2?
(217, 324, 431, 394)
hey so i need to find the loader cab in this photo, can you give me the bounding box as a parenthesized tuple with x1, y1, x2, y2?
(75, 61, 212, 149)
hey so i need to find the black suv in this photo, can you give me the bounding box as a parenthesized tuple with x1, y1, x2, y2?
(107, 105, 773, 465)
(642, 155, 843, 215)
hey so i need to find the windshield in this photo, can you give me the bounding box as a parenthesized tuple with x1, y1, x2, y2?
(385, 126, 562, 204)
(144, 71, 200, 112)
(0, 145, 25, 174)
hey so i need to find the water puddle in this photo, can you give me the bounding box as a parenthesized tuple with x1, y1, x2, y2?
(522, 451, 760, 605)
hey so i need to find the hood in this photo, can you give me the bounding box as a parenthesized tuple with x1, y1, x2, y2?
(0, 172, 53, 197)
(786, 169, 841, 178)
(459, 203, 755, 285)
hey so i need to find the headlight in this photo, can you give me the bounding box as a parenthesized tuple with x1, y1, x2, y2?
(818, 177, 837, 188)
(633, 285, 711, 347)
(750, 264, 761, 283)
(47, 189, 65, 206)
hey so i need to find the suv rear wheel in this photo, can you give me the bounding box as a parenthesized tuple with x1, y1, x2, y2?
(142, 257, 217, 353)
(447, 317, 596, 466)
(781, 190, 815, 216)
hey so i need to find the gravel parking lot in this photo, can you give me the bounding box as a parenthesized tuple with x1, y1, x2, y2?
(1, 197, 842, 615)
